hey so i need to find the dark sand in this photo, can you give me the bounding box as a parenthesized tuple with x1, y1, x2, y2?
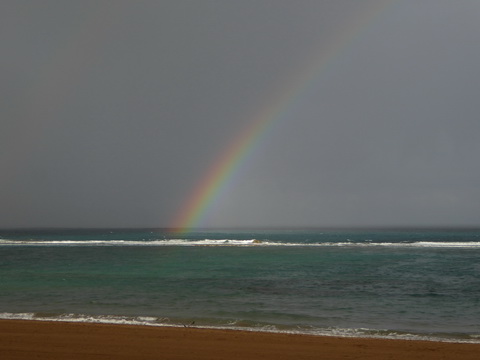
(1, 320, 479, 359)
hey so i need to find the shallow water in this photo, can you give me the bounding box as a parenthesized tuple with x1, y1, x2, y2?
(1, 228, 479, 342)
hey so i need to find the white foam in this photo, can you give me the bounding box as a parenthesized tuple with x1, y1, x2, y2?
(1, 239, 480, 248)
(411, 241, 480, 248)
(0, 239, 267, 247)
(1, 312, 478, 344)
(0, 312, 174, 327)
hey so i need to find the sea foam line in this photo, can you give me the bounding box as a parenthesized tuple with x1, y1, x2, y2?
(0, 312, 478, 344)
(1, 239, 480, 248)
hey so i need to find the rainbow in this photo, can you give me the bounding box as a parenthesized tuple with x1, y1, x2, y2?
(171, 2, 392, 234)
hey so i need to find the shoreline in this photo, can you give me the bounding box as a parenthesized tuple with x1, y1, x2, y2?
(2, 320, 480, 360)
(1, 313, 479, 344)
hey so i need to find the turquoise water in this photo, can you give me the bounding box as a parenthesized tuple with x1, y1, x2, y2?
(1, 228, 480, 342)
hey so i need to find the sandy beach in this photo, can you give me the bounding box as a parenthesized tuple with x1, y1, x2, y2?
(1, 320, 479, 360)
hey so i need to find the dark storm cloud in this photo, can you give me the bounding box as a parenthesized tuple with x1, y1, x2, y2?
(1, 0, 479, 228)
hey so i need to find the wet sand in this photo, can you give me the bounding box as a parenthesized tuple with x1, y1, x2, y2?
(1, 320, 479, 360)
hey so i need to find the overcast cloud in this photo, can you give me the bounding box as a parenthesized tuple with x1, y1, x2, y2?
(1, 0, 479, 228)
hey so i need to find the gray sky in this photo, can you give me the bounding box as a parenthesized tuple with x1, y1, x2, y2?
(1, 0, 480, 228)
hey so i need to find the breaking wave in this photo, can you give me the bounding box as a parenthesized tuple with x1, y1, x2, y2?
(1, 312, 478, 344)
(1, 238, 480, 248)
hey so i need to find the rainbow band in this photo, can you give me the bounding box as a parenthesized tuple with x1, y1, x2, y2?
(171, 91, 286, 233)
(171, 2, 392, 234)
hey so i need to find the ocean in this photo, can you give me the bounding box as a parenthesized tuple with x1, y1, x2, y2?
(1, 228, 479, 343)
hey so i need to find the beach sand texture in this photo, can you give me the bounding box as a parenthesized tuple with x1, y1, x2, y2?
(1, 320, 479, 360)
